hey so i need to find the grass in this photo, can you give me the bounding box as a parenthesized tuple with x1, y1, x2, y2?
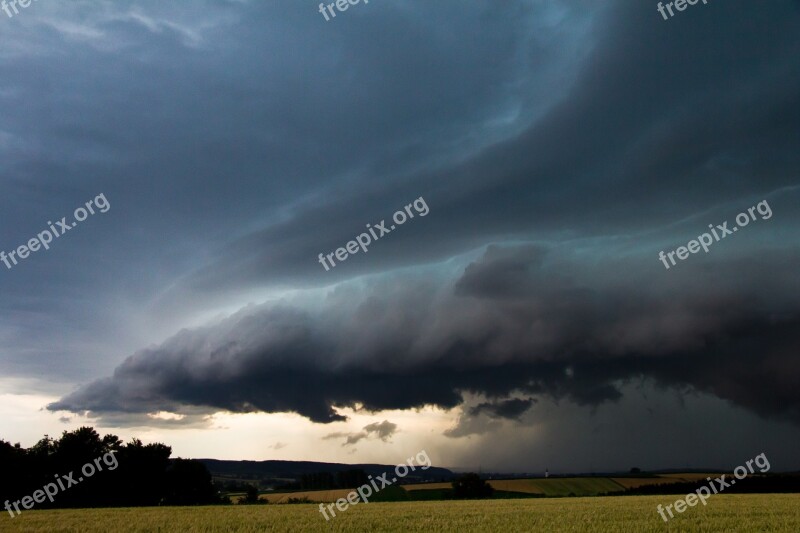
(0, 494, 798, 532)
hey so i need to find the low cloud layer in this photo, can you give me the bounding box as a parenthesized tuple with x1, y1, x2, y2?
(50, 235, 800, 428)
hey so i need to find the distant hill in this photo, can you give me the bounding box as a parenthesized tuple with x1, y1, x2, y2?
(198, 459, 454, 487)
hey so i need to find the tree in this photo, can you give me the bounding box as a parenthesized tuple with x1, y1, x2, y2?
(336, 469, 369, 489)
(114, 439, 172, 507)
(162, 458, 220, 506)
(451, 473, 494, 499)
(0, 427, 227, 509)
(241, 484, 260, 504)
(301, 471, 336, 490)
(0, 440, 29, 504)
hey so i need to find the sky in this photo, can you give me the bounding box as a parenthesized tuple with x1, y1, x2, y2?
(0, 0, 799, 473)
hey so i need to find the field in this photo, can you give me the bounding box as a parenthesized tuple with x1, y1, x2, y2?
(515, 477, 623, 496)
(657, 473, 720, 481)
(261, 489, 353, 504)
(403, 481, 453, 491)
(401, 476, 688, 497)
(402, 477, 622, 496)
(232, 474, 742, 504)
(1, 494, 798, 532)
(611, 477, 678, 489)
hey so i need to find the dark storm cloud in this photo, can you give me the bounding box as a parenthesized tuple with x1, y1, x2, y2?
(180, 0, 800, 295)
(469, 398, 536, 421)
(0, 0, 576, 380)
(50, 236, 800, 427)
(0, 0, 589, 381)
(445, 396, 536, 438)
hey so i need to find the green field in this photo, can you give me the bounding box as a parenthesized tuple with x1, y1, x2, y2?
(525, 477, 624, 496)
(1, 494, 798, 532)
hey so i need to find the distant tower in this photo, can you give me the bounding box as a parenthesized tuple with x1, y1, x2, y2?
(545, 468, 549, 478)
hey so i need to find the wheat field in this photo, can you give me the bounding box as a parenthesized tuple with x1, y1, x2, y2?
(0, 494, 798, 532)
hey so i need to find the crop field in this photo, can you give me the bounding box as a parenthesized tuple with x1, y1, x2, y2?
(403, 474, 726, 496)
(657, 473, 720, 481)
(610, 478, 681, 489)
(484, 479, 544, 494)
(261, 489, 352, 504)
(403, 479, 549, 495)
(521, 477, 624, 496)
(403, 476, 675, 497)
(403, 481, 454, 491)
(250, 473, 734, 504)
(1, 494, 798, 532)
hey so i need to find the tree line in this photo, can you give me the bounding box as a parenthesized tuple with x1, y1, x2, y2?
(300, 469, 370, 490)
(0, 427, 222, 508)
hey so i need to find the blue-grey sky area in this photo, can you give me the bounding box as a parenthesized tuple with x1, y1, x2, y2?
(0, 0, 798, 472)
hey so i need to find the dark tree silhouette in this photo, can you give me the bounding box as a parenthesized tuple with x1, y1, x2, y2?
(162, 458, 220, 506)
(336, 469, 369, 489)
(240, 484, 261, 504)
(0, 427, 223, 510)
(452, 473, 494, 499)
(300, 469, 369, 490)
(301, 471, 336, 490)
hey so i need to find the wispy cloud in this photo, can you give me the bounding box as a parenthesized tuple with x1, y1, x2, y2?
(324, 420, 398, 446)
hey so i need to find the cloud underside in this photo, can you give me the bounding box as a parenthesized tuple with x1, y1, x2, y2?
(49, 243, 800, 427)
(324, 420, 398, 446)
